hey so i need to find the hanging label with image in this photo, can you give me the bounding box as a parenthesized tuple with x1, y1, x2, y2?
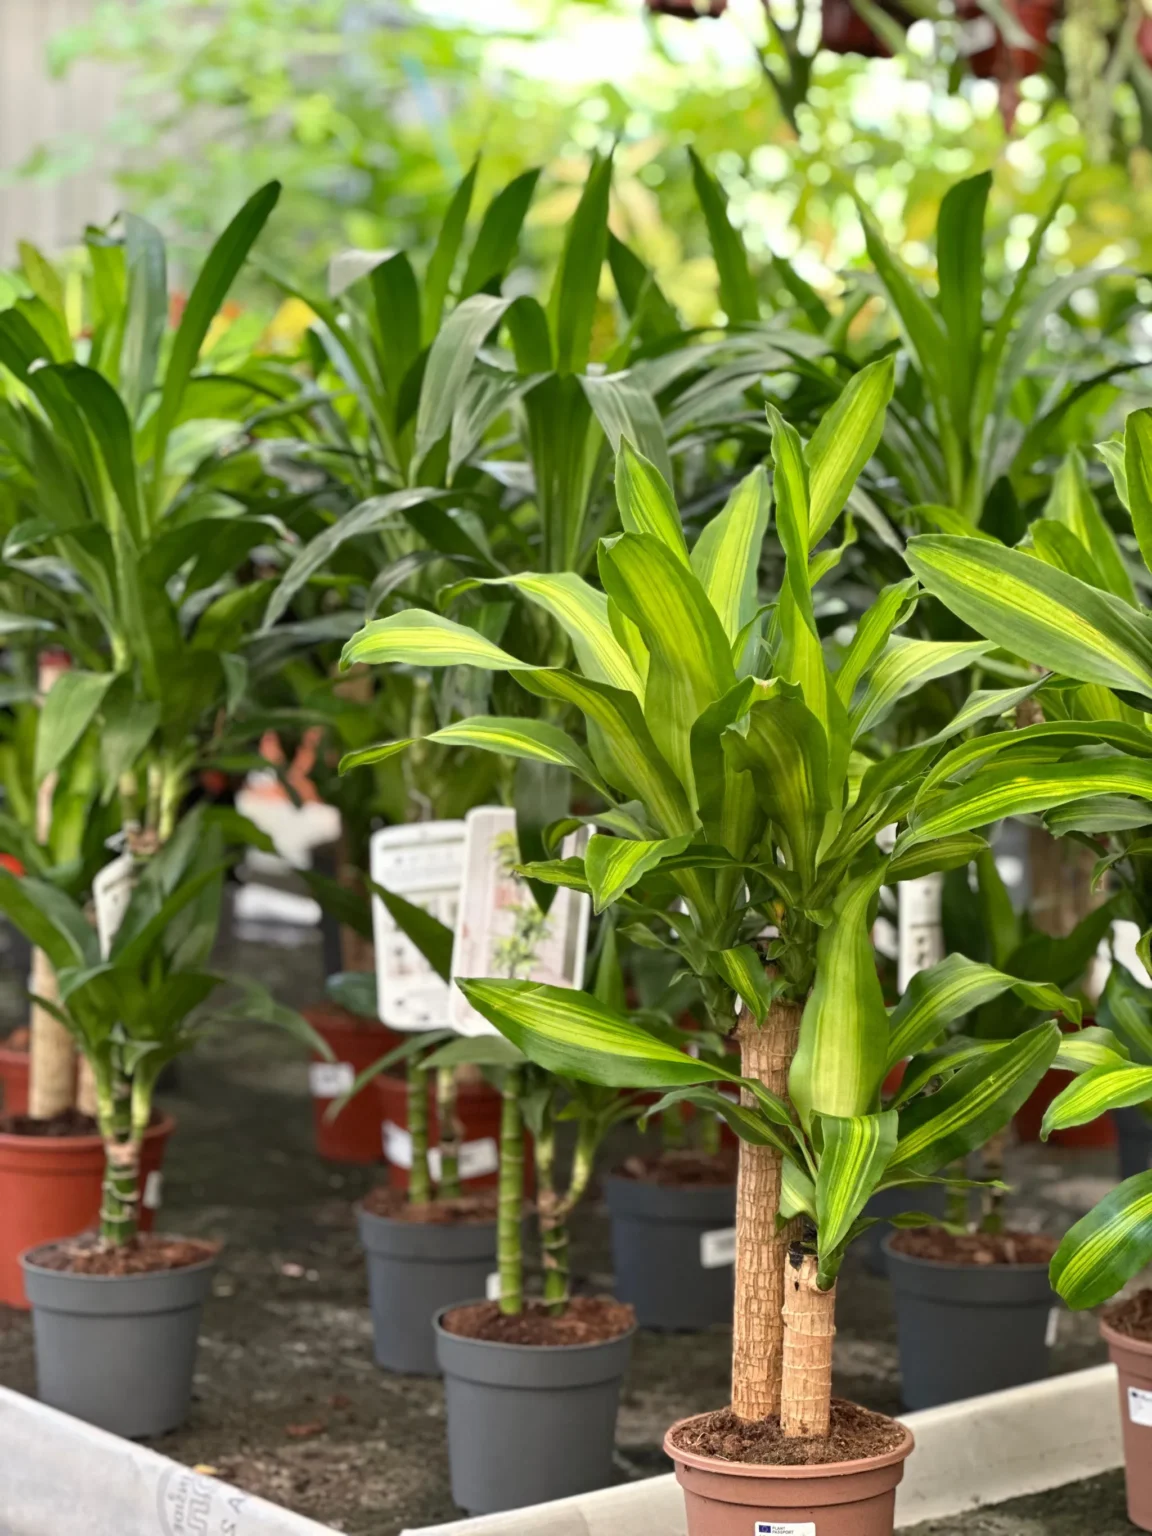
(382, 1123, 498, 1182)
(897, 872, 944, 993)
(755, 1524, 816, 1535)
(700, 1227, 737, 1269)
(370, 821, 467, 1032)
(309, 1061, 355, 1099)
(449, 807, 590, 1037)
(1129, 1386, 1152, 1427)
(93, 851, 136, 959)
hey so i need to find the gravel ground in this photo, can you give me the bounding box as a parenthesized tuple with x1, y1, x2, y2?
(0, 903, 1132, 1535)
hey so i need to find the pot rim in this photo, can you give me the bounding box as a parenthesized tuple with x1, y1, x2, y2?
(880, 1230, 1054, 1274)
(433, 1299, 637, 1356)
(1101, 1317, 1152, 1357)
(0, 1109, 176, 1154)
(19, 1238, 219, 1284)
(355, 1199, 498, 1230)
(0, 1042, 28, 1059)
(664, 1413, 915, 1480)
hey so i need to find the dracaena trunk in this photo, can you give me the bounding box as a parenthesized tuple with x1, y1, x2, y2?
(780, 1251, 836, 1438)
(731, 993, 803, 1421)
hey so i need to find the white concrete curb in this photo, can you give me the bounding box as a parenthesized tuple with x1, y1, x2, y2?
(400, 1363, 1124, 1535)
(0, 1386, 338, 1536)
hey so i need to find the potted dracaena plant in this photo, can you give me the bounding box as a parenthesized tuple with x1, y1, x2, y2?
(0, 180, 331, 1301)
(336, 367, 1131, 1529)
(0, 803, 317, 1439)
(906, 405, 1152, 1534)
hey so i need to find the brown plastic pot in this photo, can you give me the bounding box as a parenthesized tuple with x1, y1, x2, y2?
(306, 1003, 401, 1165)
(665, 1415, 914, 1536)
(0, 1114, 174, 1308)
(1102, 1318, 1152, 1531)
(0, 1041, 29, 1116)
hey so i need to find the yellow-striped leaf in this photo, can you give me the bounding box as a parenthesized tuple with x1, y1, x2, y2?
(708, 945, 784, 1027)
(850, 637, 993, 739)
(341, 610, 539, 672)
(1042, 1063, 1152, 1137)
(690, 467, 771, 644)
(887, 953, 1081, 1065)
(1050, 1170, 1152, 1309)
(584, 831, 693, 913)
(815, 1109, 899, 1275)
(339, 717, 609, 797)
(614, 440, 690, 566)
(1124, 407, 1152, 579)
(805, 356, 895, 549)
(464, 573, 642, 694)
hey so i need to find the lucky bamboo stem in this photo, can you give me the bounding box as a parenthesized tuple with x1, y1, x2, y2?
(732, 993, 803, 1421)
(780, 1251, 836, 1438)
(436, 1066, 463, 1200)
(407, 1059, 432, 1205)
(497, 1067, 524, 1315)
(535, 1098, 566, 1314)
(96, 1068, 140, 1247)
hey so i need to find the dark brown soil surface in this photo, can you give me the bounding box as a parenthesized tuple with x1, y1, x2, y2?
(668, 1399, 906, 1466)
(32, 1233, 219, 1275)
(1103, 1286, 1152, 1340)
(888, 1228, 1059, 1266)
(443, 1295, 635, 1347)
(359, 1186, 498, 1225)
(616, 1149, 737, 1187)
(0, 1107, 98, 1138)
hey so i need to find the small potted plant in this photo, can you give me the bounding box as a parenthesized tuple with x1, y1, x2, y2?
(0, 805, 317, 1438)
(337, 376, 1127, 1525)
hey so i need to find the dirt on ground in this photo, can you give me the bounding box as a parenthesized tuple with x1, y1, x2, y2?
(0, 901, 1124, 1534)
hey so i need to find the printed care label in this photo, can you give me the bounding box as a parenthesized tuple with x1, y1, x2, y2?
(370, 820, 467, 1031)
(486, 1272, 502, 1302)
(93, 851, 135, 959)
(382, 1124, 498, 1181)
(700, 1227, 737, 1269)
(143, 1170, 164, 1210)
(755, 1524, 816, 1535)
(1129, 1386, 1152, 1427)
(309, 1062, 355, 1099)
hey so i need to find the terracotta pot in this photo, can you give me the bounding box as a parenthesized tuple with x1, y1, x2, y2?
(666, 1416, 915, 1535)
(646, 0, 727, 16)
(306, 1003, 401, 1165)
(1102, 1319, 1152, 1532)
(375, 1071, 512, 1192)
(0, 1114, 174, 1308)
(960, 0, 1054, 81)
(1015, 1066, 1116, 1148)
(0, 1042, 29, 1116)
(822, 0, 911, 56)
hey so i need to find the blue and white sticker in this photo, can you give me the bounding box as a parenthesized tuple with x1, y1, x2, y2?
(1129, 1386, 1152, 1427)
(754, 1524, 816, 1535)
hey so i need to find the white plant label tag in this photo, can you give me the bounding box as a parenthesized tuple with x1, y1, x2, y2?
(1045, 1306, 1060, 1348)
(370, 820, 467, 1032)
(309, 1061, 355, 1099)
(93, 851, 136, 959)
(382, 1124, 498, 1182)
(897, 872, 944, 993)
(755, 1524, 816, 1535)
(486, 1271, 502, 1302)
(143, 1170, 164, 1210)
(700, 1227, 737, 1269)
(450, 807, 590, 1037)
(383, 1121, 413, 1168)
(1129, 1386, 1152, 1427)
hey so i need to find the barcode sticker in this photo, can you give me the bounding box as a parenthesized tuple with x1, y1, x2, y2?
(486, 1272, 502, 1301)
(1045, 1307, 1059, 1348)
(383, 1122, 413, 1167)
(700, 1227, 736, 1269)
(755, 1524, 816, 1535)
(1129, 1386, 1152, 1427)
(143, 1170, 164, 1211)
(309, 1061, 355, 1099)
(383, 1125, 499, 1182)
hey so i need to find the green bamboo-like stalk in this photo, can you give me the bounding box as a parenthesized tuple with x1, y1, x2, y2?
(535, 1098, 565, 1313)
(660, 1104, 686, 1151)
(980, 1130, 1007, 1235)
(96, 1063, 141, 1246)
(436, 1065, 462, 1199)
(408, 1058, 432, 1205)
(497, 1067, 524, 1315)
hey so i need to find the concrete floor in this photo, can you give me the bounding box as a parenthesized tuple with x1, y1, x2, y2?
(0, 902, 1135, 1535)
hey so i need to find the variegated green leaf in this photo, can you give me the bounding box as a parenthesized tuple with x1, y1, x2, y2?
(887, 953, 1081, 1065)
(790, 868, 889, 1127)
(455, 977, 743, 1089)
(1044, 448, 1137, 605)
(1043, 1062, 1152, 1136)
(516, 857, 591, 893)
(815, 1109, 899, 1271)
(850, 637, 993, 739)
(805, 356, 895, 549)
(339, 717, 609, 796)
(906, 535, 1152, 701)
(888, 1022, 1060, 1175)
(834, 577, 918, 706)
(690, 467, 771, 644)
(1099, 963, 1152, 1063)
(465, 573, 642, 693)
(1053, 1027, 1130, 1074)
(1050, 1170, 1152, 1309)
(614, 440, 690, 566)
(1123, 407, 1152, 580)
(341, 610, 539, 672)
(645, 1084, 794, 1156)
(584, 831, 693, 913)
(708, 945, 783, 1027)
(885, 832, 988, 884)
(920, 718, 1152, 802)
(780, 1158, 817, 1221)
(725, 690, 831, 889)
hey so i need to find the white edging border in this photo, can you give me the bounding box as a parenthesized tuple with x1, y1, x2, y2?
(0, 1385, 339, 1536)
(400, 1362, 1124, 1535)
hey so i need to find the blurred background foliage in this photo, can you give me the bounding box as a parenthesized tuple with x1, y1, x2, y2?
(9, 0, 1152, 330)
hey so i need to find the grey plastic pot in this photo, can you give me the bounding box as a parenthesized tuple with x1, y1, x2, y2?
(433, 1303, 635, 1516)
(20, 1243, 216, 1438)
(357, 1203, 496, 1376)
(1115, 1106, 1152, 1182)
(883, 1233, 1054, 1410)
(860, 1183, 946, 1276)
(603, 1173, 735, 1330)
